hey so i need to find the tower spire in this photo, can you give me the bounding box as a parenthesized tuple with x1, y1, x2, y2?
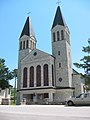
(52, 6, 66, 29)
(20, 16, 35, 38)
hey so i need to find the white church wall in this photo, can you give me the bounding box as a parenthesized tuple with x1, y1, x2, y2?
(51, 25, 72, 88)
(52, 40, 69, 87)
(0, 88, 11, 104)
(66, 41, 72, 87)
(20, 50, 55, 89)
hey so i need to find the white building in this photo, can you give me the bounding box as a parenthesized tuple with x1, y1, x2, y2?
(0, 88, 11, 105)
(17, 6, 84, 104)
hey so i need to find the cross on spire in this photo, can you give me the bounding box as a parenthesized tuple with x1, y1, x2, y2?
(27, 12, 31, 16)
(56, 0, 61, 6)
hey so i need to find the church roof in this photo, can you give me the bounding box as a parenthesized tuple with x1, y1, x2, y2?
(20, 16, 35, 38)
(52, 6, 66, 28)
(72, 69, 80, 75)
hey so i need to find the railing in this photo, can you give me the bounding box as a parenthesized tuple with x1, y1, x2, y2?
(25, 98, 64, 105)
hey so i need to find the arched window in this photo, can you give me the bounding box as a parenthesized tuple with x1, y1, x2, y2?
(23, 67, 27, 88)
(52, 65, 54, 86)
(20, 41, 22, 50)
(36, 65, 41, 86)
(33, 42, 35, 49)
(30, 66, 34, 87)
(59, 63, 61, 68)
(35, 43, 36, 49)
(43, 64, 48, 86)
(30, 41, 32, 49)
(61, 30, 64, 40)
(53, 32, 56, 42)
(26, 40, 28, 48)
(58, 51, 60, 55)
(23, 41, 25, 49)
(57, 31, 60, 41)
(32, 42, 34, 50)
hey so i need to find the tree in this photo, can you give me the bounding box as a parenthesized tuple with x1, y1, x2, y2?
(12, 69, 17, 103)
(0, 58, 13, 89)
(74, 39, 90, 90)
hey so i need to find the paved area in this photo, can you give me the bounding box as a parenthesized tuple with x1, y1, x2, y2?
(0, 105, 90, 120)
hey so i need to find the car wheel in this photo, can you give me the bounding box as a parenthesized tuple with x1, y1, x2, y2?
(67, 101, 74, 106)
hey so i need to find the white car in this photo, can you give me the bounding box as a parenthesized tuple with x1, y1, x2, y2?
(66, 93, 90, 106)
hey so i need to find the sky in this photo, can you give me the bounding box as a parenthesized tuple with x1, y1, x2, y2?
(0, 0, 90, 86)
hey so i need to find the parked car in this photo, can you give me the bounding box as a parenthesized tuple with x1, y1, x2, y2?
(66, 93, 90, 106)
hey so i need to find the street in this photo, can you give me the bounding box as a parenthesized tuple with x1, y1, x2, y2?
(0, 105, 90, 120)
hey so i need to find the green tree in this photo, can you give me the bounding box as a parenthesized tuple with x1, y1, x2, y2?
(0, 58, 13, 89)
(74, 39, 90, 90)
(12, 69, 17, 103)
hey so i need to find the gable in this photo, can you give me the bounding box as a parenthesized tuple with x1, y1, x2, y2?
(21, 49, 54, 64)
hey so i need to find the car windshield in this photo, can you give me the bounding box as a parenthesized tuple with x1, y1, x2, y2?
(76, 94, 82, 98)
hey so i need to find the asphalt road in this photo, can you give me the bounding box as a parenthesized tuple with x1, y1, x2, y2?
(0, 105, 90, 120)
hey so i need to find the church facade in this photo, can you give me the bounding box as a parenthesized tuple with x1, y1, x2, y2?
(17, 6, 84, 104)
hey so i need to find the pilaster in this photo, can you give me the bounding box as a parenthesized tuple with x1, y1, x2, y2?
(49, 64, 52, 86)
(41, 65, 43, 86)
(27, 67, 29, 88)
(34, 66, 36, 87)
(49, 92, 53, 102)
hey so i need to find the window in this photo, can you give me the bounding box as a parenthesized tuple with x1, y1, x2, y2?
(20, 41, 22, 50)
(59, 63, 61, 67)
(35, 43, 36, 48)
(58, 51, 60, 55)
(30, 66, 34, 87)
(61, 30, 64, 40)
(53, 32, 56, 42)
(32, 42, 34, 50)
(88, 93, 90, 97)
(59, 78, 62, 82)
(36, 65, 41, 87)
(84, 94, 88, 98)
(34, 52, 37, 56)
(30, 41, 32, 49)
(23, 67, 27, 87)
(31, 41, 34, 50)
(52, 65, 54, 86)
(57, 31, 60, 41)
(26, 40, 28, 48)
(44, 93, 49, 98)
(43, 64, 49, 86)
(23, 41, 25, 49)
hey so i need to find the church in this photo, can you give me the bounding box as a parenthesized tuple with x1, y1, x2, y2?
(17, 5, 85, 104)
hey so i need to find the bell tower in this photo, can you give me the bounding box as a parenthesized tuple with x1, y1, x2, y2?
(19, 16, 36, 61)
(18, 16, 36, 87)
(17, 16, 36, 104)
(51, 6, 72, 87)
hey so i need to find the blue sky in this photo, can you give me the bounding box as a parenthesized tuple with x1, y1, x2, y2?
(0, 0, 90, 86)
